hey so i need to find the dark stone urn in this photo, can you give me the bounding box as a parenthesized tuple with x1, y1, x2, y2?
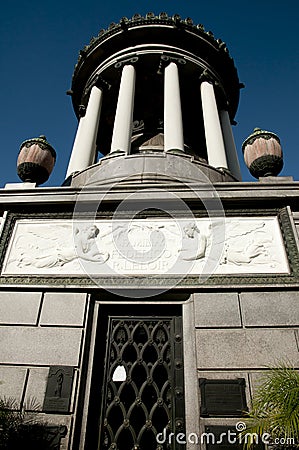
(242, 128, 283, 178)
(17, 135, 56, 185)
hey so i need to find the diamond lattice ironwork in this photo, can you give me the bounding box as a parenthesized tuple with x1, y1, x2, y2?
(98, 316, 185, 450)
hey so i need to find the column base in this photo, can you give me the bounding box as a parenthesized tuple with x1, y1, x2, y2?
(165, 148, 186, 155)
(216, 167, 239, 181)
(69, 152, 238, 187)
(109, 149, 127, 155)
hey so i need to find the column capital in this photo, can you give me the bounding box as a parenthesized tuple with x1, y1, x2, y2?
(114, 56, 139, 70)
(199, 70, 225, 94)
(200, 70, 228, 112)
(84, 76, 110, 94)
(157, 54, 186, 75)
(94, 75, 111, 91)
(78, 104, 86, 118)
(199, 69, 216, 84)
(82, 77, 110, 108)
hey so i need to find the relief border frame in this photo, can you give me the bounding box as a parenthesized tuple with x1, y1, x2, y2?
(0, 207, 298, 288)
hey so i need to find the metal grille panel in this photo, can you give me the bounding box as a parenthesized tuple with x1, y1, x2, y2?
(99, 316, 185, 450)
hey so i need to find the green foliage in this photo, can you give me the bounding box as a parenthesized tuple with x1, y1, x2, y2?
(0, 398, 23, 448)
(0, 397, 52, 449)
(242, 364, 299, 449)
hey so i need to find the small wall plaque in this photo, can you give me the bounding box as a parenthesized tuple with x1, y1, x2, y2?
(43, 366, 74, 413)
(199, 378, 247, 417)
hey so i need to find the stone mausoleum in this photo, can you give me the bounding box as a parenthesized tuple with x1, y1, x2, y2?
(0, 12, 298, 450)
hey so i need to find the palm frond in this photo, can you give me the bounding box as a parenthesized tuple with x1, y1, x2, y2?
(242, 364, 299, 449)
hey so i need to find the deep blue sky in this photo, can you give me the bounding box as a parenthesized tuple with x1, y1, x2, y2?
(1, 0, 298, 187)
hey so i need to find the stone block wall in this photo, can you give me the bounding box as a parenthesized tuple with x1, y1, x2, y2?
(1, 288, 298, 449)
(193, 290, 299, 434)
(0, 290, 89, 449)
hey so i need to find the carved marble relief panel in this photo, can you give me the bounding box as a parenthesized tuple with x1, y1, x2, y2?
(1, 216, 289, 277)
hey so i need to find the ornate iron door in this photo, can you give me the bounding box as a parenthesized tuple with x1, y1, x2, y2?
(98, 315, 185, 450)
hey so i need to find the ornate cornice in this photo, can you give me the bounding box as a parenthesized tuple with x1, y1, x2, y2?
(73, 13, 233, 80)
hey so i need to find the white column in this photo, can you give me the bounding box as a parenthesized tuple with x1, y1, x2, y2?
(220, 110, 242, 180)
(200, 81, 228, 169)
(110, 64, 136, 154)
(66, 85, 103, 178)
(164, 62, 184, 152)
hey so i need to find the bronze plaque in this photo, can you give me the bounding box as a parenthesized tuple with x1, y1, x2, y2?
(200, 378, 247, 417)
(43, 366, 74, 413)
